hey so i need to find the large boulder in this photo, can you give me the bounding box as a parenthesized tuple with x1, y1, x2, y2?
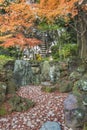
(58, 80, 73, 93)
(41, 61, 60, 83)
(40, 121, 61, 130)
(0, 59, 17, 105)
(14, 60, 34, 86)
(64, 94, 85, 129)
(73, 78, 87, 97)
(31, 63, 41, 84)
(41, 61, 50, 81)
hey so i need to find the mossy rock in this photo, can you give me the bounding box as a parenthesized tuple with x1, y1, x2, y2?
(0, 82, 7, 94)
(25, 98, 35, 108)
(0, 93, 5, 105)
(58, 62, 68, 71)
(77, 79, 87, 92)
(60, 70, 68, 78)
(41, 86, 57, 93)
(73, 79, 87, 97)
(82, 94, 87, 106)
(58, 80, 73, 93)
(41, 61, 50, 81)
(73, 81, 82, 97)
(6, 79, 17, 94)
(6, 70, 13, 80)
(73, 83, 84, 106)
(69, 71, 82, 81)
(20, 103, 28, 111)
(77, 65, 85, 73)
(0, 70, 6, 82)
(0, 82, 7, 105)
(15, 106, 22, 112)
(8, 95, 21, 107)
(4, 60, 14, 71)
(83, 73, 87, 79)
(31, 66, 40, 74)
(8, 95, 35, 112)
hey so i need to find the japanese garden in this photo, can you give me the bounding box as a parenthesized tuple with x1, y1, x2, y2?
(0, 0, 87, 130)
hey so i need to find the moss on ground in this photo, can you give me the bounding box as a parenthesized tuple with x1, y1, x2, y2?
(41, 86, 57, 93)
(0, 105, 7, 116)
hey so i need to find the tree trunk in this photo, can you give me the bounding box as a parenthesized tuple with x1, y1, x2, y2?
(76, 11, 87, 59)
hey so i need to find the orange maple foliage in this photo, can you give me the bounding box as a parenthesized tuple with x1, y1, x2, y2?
(36, 0, 87, 22)
(0, 33, 42, 48)
(0, 0, 35, 33)
(0, 34, 13, 42)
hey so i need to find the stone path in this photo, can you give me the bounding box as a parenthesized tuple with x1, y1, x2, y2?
(0, 85, 69, 130)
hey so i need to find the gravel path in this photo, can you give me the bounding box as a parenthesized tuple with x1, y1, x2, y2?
(0, 85, 69, 130)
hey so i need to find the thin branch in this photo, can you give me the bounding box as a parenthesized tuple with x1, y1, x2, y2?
(68, 23, 82, 34)
(68, 23, 87, 37)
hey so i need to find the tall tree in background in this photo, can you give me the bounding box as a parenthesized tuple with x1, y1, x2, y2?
(37, 0, 87, 59)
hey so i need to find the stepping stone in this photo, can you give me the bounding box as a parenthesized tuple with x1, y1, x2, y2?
(40, 121, 61, 130)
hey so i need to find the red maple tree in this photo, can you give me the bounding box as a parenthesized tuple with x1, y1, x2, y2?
(1, 33, 42, 48)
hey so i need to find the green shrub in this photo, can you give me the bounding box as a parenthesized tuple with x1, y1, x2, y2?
(51, 43, 78, 60)
(59, 44, 78, 58)
(0, 46, 8, 55)
(0, 55, 14, 70)
(0, 55, 13, 60)
(51, 45, 59, 59)
(0, 46, 22, 58)
(7, 46, 22, 58)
